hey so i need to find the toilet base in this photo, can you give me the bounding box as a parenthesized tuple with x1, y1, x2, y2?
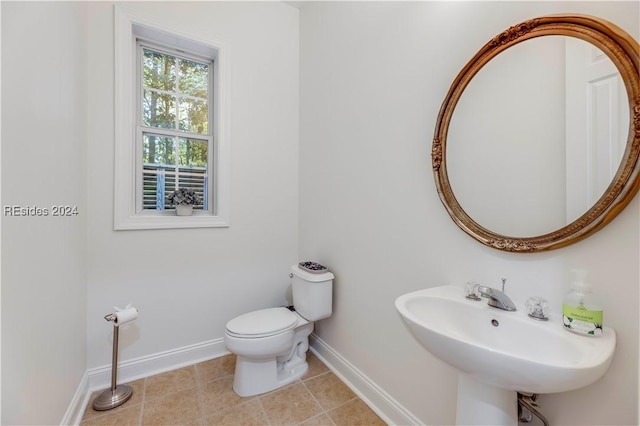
(233, 354, 309, 396)
(232, 322, 313, 397)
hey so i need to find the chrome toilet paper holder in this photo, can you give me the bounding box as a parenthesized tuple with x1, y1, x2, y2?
(92, 308, 137, 411)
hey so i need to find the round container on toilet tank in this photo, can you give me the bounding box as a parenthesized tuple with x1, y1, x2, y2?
(291, 264, 334, 321)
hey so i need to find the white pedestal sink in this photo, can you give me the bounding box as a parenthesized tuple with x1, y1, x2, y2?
(395, 285, 616, 425)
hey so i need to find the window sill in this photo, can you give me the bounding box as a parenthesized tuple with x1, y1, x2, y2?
(114, 212, 229, 230)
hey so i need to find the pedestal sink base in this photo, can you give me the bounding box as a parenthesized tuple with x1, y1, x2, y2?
(456, 375, 517, 425)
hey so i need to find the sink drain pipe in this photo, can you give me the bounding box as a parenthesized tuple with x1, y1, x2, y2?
(518, 393, 549, 426)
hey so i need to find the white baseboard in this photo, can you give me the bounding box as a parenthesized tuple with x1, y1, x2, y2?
(62, 338, 228, 425)
(309, 334, 423, 426)
(61, 371, 90, 426)
(64, 335, 420, 426)
(86, 338, 228, 392)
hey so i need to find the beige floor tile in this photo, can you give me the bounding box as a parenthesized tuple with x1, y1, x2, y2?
(145, 365, 197, 401)
(205, 398, 269, 426)
(82, 379, 144, 422)
(199, 376, 252, 415)
(195, 354, 236, 385)
(304, 372, 356, 411)
(260, 382, 323, 425)
(328, 399, 386, 426)
(80, 403, 142, 426)
(142, 388, 202, 425)
(81, 352, 387, 426)
(303, 352, 330, 380)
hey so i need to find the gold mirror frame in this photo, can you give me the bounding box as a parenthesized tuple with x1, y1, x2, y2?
(433, 14, 640, 253)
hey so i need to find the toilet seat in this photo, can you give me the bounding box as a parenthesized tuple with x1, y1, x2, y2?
(226, 307, 298, 338)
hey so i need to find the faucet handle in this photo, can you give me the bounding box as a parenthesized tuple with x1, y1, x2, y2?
(465, 282, 481, 301)
(525, 296, 549, 321)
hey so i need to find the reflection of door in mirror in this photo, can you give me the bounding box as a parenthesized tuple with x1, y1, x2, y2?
(448, 37, 567, 237)
(565, 38, 628, 223)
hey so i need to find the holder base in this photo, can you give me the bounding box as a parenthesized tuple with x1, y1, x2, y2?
(92, 384, 133, 411)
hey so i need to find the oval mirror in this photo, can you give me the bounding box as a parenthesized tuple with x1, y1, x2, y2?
(433, 15, 640, 252)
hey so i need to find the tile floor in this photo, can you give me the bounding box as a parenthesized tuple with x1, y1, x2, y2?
(81, 353, 386, 425)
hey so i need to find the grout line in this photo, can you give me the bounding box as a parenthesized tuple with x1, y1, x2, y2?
(302, 369, 332, 382)
(300, 367, 362, 425)
(256, 395, 273, 426)
(325, 396, 359, 414)
(138, 378, 147, 425)
(190, 363, 209, 426)
(299, 376, 338, 425)
(300, 377, 322, 409)
(195, 376, 206, 426)
(304, 412, 338, 426)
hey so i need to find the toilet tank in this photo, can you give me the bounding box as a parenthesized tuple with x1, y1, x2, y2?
(291, 265, 334, 321)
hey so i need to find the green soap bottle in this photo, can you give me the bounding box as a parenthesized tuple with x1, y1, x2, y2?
(562, 269, 603, 336)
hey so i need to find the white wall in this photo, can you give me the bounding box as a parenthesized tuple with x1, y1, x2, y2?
(86, 1, 300, 368)
(2, 2, 638, 424)
(1, 2, 88, 424)
(299, 2, 638, 425)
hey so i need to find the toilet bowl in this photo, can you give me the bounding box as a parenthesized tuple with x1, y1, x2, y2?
(224, 264, 334, 396)
(225, 307, 314, 396)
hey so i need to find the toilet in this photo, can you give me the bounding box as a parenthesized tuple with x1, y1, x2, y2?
(224, 264, 334, 397)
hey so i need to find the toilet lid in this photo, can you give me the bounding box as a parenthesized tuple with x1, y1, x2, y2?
(226, 307, 298, 338)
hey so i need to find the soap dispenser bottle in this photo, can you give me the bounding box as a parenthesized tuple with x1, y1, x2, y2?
(562, 269, 603, 336)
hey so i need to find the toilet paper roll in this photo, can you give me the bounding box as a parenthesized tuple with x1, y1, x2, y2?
(114, 304, 138, 326)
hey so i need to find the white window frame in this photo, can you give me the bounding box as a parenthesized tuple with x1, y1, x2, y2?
(114, 6, 230, 230)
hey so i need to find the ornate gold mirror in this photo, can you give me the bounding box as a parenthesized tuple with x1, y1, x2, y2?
(433, 14, 640, 252)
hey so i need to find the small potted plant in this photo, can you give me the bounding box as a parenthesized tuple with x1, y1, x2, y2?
(168, 187, 201, 216)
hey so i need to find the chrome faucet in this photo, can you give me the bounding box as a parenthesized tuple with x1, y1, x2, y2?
(477, 279, 517, 311)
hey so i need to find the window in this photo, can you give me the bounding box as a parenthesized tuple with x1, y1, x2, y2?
(138, 44, 212, 213)
(114, 6, 229, 230)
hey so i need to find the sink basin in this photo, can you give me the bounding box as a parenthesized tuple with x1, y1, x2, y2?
(395, 285, 616, 394)
(396, 285, 616, 424)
